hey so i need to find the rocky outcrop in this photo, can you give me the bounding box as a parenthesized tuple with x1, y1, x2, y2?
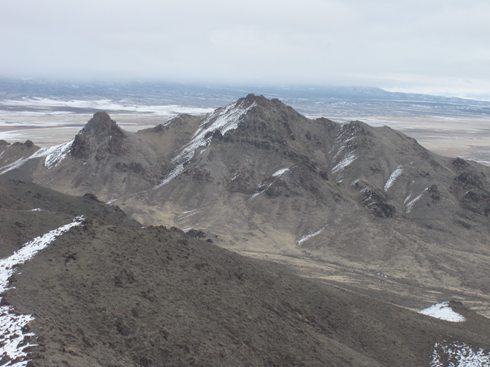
(71, 112, 126, 159)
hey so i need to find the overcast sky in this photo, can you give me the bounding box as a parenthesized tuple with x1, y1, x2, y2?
(2, 0, 490, 99)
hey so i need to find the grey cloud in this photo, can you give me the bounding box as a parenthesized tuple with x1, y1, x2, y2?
(1, 0, 489, 98)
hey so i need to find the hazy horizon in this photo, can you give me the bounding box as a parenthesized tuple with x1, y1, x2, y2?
(2, 0, 490, 100)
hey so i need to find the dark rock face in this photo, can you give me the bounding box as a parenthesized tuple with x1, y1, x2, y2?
(70, 133, 90, 159)
(428, 184, 441, 200)
(456, 172, 484, 190)
(83, 112, 125, 137)
(71, 112, 126, 159)
(453, 167, 490, 215)
(24, 140, 34, 148)
(453, 157, 470, 170)
(357, 184, 395, 218)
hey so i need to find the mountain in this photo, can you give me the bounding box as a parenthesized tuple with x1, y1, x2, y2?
(2, 77, 490, 118)
(1, 177, 489, 366)
(1, 94, 489, 318)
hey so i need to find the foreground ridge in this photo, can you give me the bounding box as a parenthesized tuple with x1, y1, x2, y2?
(0, 216, 84, 367)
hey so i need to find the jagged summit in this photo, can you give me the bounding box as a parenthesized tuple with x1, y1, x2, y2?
(71, 112, 126, 159)
(237, 93, 303, 118)
(81, 111, 125, 137)
(239, 93, 281, 106)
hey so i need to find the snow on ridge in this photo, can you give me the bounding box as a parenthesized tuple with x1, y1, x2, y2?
(384, 166, 403, 192)
(431, 341, 490, 367)
(0, 140, 73, 175)
(0, 216, 84, 367)
(332, 152, 357, 174)
(419, 301, 466, 322)
(43, 140, 73, 169)
(297, 226, 325, 246)
(157, 100, 256, 188)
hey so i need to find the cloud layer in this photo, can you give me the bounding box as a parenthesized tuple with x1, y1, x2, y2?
(2, 0, 490, 98)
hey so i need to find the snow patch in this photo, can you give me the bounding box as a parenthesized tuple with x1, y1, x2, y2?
(419, 302, 466, 322)
(157, 100, 256, 187)
(332, 152, 357, 174)
(0, 216, 84, 367)
(297, 227, 325, 246)
(384, 167, 403, 192)
(44, 140, 73, 169)
(431, 341, 490, 367)
(272, 168, 290, 177)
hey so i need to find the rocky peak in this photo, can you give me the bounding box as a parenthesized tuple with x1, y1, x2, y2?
(70, 112, 126, 159)
(81, 112, 125, 138)
(240, 93, 275, 106)
(238, 94, 297, 115)
(12, 140, 36, 149)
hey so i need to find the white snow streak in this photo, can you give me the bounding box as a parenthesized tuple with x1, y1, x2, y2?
(249, 167, 291, 200)
(0, 140, 73, 175)
(249, 182, 274, 200)
(384, 167, 403, 192)
(405, 187, 428, 213)
(272, 168, 290, 177)
(178, 209, 200, 221)
(297, 227, 325, 246)
(332, 152, 357, 174)
(419, 302, 466, 322)
(0, 216, 84, 367)
(157, 100, 256, 187)
(431, 341, 490, 367)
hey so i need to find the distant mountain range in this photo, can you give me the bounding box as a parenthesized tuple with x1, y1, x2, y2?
(2, 77, 490, 118)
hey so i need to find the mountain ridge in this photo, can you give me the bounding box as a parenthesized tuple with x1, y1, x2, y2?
(1, 94, 489, 318)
